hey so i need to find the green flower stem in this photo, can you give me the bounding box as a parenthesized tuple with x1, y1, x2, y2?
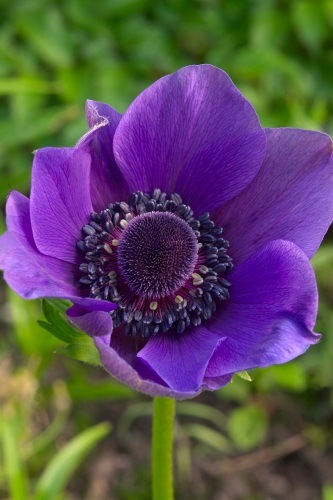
(152, 397, 176, 500)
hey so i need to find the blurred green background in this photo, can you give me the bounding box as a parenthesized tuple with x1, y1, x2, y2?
(1, 1, 333, 499)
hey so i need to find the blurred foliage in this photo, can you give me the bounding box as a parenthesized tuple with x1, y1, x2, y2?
(0, 0, 333, 498)
(0, 356, 111, 499)
(1, 0, 333, 200)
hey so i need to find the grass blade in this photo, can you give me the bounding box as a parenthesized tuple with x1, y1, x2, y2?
(0, 411, 29, 500)
(34, 422, 111, 500)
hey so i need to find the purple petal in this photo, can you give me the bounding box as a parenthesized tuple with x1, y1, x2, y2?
(0, 231, 75, 300)
(202, 374, 233, 391)
(214, 128, 333, 264)
(67, 304, 115, 338)
(67, 306, 195, 398)
(30, 147, 93, 264)
(132, 357, 169, 387)
(1, 192, 78, 299)
(137, 327, 225, 393)
(85, 99, 121, 129)
(205, 240, 320, 378)
(0, 191, 111, 309)
(109, 327, 170, 386)
(77, 100, 129, 211)
(5, 190, 35, 241)
(113, 64, 266, 214)
(95, 334, 200, 399)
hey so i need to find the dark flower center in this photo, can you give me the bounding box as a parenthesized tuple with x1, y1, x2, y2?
(118, 212, 198, 299)
(77, 189, 233, 338)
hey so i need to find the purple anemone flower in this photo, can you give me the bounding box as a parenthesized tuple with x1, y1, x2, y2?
(1, 65, 332, 399)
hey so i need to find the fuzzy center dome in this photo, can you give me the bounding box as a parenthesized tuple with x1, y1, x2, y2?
(77, 189, 233, 337)
(117, 211, 198, 299)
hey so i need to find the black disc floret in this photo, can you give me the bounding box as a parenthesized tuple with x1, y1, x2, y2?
(77, 189, 233, 338)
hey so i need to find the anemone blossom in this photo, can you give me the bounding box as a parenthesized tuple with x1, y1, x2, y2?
(1, 65, 332, 399)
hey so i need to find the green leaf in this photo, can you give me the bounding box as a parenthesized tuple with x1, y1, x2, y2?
(56, 339, 102, 366)
(34, 422, 111, 500)
(0, 412, 29, 500)
(39, 299, 102, 366)
(37, 320, 72, 344)
(40, 299, 85, 343)
(46, 298, 72, 314)
(227, 405, 268, 451)
(235, 371, 252, 382)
